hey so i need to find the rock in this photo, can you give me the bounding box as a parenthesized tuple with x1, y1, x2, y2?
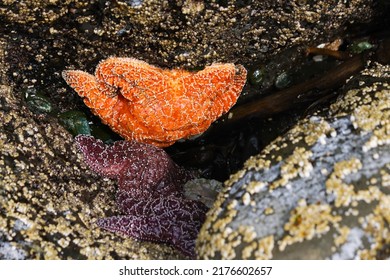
(183, 178, 223, 208)
(196, 62, 390, 260)
(1, 0, 376, 69)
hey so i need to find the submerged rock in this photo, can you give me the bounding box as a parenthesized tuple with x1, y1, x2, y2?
(197, 62, 390, 260)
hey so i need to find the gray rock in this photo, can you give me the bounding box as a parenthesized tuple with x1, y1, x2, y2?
(197, 62, 390, 260)
(183, 178, 223, 208)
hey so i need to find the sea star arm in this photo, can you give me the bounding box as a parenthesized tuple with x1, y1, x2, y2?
(97, 215, 201, 257)
(75, 134, 129, 178)
(94, 57, 178, 145)
(185, 63, 247, 118)
(62, 70, 118, 116)
(75, 135, 193, 196)
(95, 57, 168, 102)
(97, 195, 208, 257)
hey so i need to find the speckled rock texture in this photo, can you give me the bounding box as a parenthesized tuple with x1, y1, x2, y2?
(1, 0, 376, 68)
(197, 62, 390, 260)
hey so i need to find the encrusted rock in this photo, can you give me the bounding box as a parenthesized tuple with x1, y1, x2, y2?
(197, 62, 390, 260)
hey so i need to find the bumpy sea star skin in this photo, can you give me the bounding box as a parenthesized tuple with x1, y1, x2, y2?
(75, 134, 193, 197)
(98, 190, 208, 257)
(63, 57, 247, 147)
(75, 135, 208, 257)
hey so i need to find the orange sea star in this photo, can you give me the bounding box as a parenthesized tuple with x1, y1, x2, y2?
(62, 57, 247, 147)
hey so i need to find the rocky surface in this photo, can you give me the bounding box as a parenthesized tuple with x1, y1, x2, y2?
(197, 62, 390, 259)
(1, 0, 376, 69)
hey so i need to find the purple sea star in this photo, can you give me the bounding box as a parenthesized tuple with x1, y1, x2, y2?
(75, 135, 208, 257)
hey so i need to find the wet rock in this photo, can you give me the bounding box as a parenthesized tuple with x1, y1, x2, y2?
(1, 1, 376, 69)
(183, 178, 223, 208)
(196, 62, 390, 260)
